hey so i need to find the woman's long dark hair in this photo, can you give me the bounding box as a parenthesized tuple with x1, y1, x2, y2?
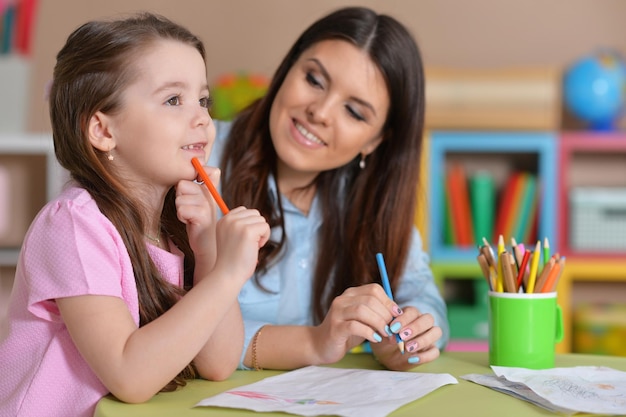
(221, 6, 425, 323)
(49, 12, 204, 391)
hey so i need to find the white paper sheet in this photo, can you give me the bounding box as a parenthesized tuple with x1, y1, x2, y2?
(462, 373, 578, 414)
(462, 366, 626, 415)
(196, 365, 458, 417)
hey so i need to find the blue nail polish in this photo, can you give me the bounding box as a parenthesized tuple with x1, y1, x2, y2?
(384, 325, 393, 336)
(373, 332, 383, 342)
(408, 356, 420, 364)
(390, 322, 401, 333)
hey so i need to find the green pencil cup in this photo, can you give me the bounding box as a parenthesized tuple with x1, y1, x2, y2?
(488, 291, 564, 369)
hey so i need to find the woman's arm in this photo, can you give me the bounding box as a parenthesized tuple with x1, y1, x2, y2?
(239, 283, 401, 370)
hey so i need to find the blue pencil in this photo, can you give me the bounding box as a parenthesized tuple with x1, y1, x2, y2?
(375, 253, 405, 354)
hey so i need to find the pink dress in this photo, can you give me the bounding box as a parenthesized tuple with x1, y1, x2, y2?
(0, 186, 184, 417)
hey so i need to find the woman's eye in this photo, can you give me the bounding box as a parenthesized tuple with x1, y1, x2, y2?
(200, 97, 213, 109)
(306, 72, 323, 88)
(346, 105, 366, 122)
(166, 96, 181, 106)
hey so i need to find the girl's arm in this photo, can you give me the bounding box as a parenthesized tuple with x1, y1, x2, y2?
(57, 209, 267, 403)
(58, 186, 269, 404)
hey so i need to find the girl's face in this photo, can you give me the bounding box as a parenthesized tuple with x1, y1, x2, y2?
(100, 39, 214, 190)
(269, 39, 390, 187)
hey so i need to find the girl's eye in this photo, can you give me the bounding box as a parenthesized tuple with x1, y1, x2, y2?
(200, 97, 213, 110)
(166, 96, 181, 106)
(306, 72, 323, 88)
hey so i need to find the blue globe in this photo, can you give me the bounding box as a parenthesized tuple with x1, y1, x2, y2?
(563, 50, 626, 131)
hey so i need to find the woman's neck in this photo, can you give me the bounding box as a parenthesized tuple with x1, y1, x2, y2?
(276, 162, 317, 215)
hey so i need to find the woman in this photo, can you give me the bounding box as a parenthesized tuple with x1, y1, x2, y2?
(210, 6, 448, 372)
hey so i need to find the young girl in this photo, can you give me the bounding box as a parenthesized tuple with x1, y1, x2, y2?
(211, 6, 448, 372)
(0, 12, 270, 417)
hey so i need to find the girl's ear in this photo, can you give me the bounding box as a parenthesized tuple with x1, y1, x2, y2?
(88, 111, 115, 152)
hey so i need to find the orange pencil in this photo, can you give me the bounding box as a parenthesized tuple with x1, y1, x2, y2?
(191, 157, 230, 215)
(541, 257, 564, 293)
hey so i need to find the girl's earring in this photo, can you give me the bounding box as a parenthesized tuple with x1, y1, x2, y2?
(107, 147, 114, 161)
(359, 154, 366, 169)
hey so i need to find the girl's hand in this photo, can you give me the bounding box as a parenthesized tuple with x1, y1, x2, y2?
(175, 166, 221, 266)
(311, 283, 402, 364)
(212, 206, 270, 285)
(370, 306, 442, 371)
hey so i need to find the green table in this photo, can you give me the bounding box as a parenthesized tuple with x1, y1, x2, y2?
(95, 351, 626, 416)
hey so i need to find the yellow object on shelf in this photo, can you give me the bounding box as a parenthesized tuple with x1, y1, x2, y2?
(573, 303, 626, 356)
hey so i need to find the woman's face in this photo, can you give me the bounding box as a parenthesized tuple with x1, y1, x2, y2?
(269, 39, 389, 186)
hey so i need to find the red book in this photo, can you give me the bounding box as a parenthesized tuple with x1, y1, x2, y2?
(446, 164, 473, 246)
(493, 172, 523, 242)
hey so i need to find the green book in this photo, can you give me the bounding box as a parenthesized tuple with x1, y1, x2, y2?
(469, 171, 495, 247)
(511, 174, 537, 243)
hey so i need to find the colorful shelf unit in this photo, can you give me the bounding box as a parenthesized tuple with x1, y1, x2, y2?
(428, 131, 557, 262)
(556, 258, 626, 353)
(557, 132, 626, 258)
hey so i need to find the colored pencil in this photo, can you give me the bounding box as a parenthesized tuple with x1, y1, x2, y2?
(191, 157, 230, 215)
(543, 237, 550, 266)
(477, 253, 493, 291)
(496, 235, 505, 292)
(541, 256, 565, 293)
(516, 249, 531, 291)
(501, 251, 516, 293)
(375, 253, 405, 354)
(526, 240, 542, 293)
(534, 256, 555, 294)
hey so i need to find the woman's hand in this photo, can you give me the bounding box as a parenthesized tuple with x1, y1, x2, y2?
(370, 306, 442, 371)
(311, 283, 402, 365)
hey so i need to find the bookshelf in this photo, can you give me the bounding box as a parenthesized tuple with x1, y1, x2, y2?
(428, 131, 557, 262)
(423, 130, 626, 353)
(426, 131, 558, 350)
(554, 132, 626, 352)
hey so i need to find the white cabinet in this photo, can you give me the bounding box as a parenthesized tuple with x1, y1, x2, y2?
(0, 133, 64, 266)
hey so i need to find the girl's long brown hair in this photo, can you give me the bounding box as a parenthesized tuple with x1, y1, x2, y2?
(49, 12, 204, 391)
(220, 7, 426, 323)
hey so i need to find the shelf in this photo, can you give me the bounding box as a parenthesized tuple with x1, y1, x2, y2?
(557, 132, 626, 258)
(428, 131, 557, 262)
(555, 258, 626, 353)
(0, 134, 63, 266)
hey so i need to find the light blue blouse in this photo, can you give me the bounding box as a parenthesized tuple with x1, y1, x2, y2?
(210, 121, 449, 369)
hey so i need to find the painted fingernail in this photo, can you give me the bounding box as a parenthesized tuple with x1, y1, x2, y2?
(390, 322, 402, 333)
(408, 356, 420, 364)
(392, 305, 403, 315)
(384, 325, 393, 336)
(401, 328, 412, 340)
(406, 340, 418, 352)
(373, 332, 383, 342)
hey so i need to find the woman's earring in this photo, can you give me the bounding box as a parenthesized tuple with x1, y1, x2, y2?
(359, 154, 366, 169)
(107, 147, 114, 161)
